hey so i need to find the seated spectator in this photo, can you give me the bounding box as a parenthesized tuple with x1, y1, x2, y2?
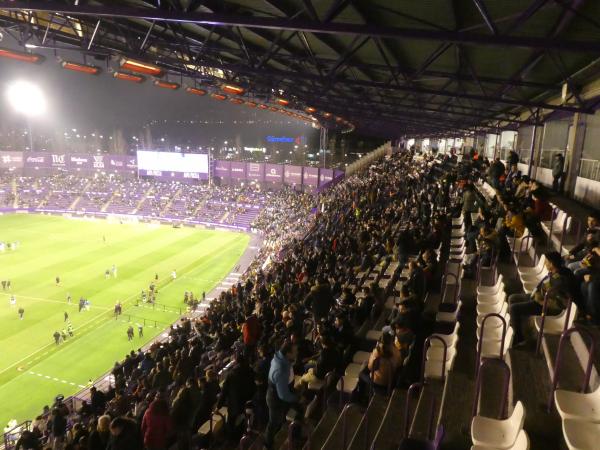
(359, 333, 401, 395)
(300, 336, 342, 385)
(509, 252, 575, 346)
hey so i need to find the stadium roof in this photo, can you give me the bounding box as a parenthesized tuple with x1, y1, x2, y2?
(2, 0, 600, 138)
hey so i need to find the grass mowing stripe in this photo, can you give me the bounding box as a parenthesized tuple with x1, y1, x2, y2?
(0, 215, 249, 427)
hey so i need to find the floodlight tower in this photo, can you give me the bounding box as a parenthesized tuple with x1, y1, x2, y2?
(5, 80, 47, 152)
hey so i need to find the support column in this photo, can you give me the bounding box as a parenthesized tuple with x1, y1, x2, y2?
(564, 112, 586, 197)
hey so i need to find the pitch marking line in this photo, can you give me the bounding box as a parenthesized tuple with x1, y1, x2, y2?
(28, 371, 85, 388)
(0, 292, 111, 311)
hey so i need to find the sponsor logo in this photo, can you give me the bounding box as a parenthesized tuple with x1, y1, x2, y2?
(70, 156, 89, 165)
(110, 159, 123, 167)
(146, 170, 162, 176)
(93, 155, 105, 169)
(52, 154, 66, 165)
(26, 156, 45, 163)
(184, 172, 199, 179)
(231, 166, 244, 172)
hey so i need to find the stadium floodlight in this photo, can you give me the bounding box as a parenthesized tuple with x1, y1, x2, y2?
(61, 60, 100, 75)
(119, 57, 162, 76)
(186, 87, 207, 96)
(6, 80, 47, 117)
(221, 84, 245, 95)
(211, 93, 227, 101)
(305, 106, 316, 113)
(275, 98, 289, 106)
(0, 47, 44, 63)
(154, 80, 180, 90)
(113, 71, 144, 83)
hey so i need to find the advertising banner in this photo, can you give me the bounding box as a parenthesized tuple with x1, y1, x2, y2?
(107, 155, 137, 172)
(24, 152, 51, 169)
(246, 162, 265, 182)
(302, 166, 319, 186)
(319, 168, 333, 186)
(138, 169, 206, 180)
(264, 163, 283, 183)
(0, 151, 24, 169)
(284, 165, 303, 185)
(230, 161, 246, 179)
(50, 153, 68, 169)
(214, 160, 231, 179)
(67, 154, 92, 170)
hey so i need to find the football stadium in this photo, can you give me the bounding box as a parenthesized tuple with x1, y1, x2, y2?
(1, 2, 600, 450)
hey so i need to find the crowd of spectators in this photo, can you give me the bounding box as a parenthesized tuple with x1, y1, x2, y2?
(455, 149, 599, 345)
(8, 147, 598, 450)
(10, 150, 455, 450)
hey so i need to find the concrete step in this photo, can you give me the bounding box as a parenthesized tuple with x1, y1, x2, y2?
(347, 393, 390, 450)
(371, 389, 408, 449)
(321, 403, 364, 450)
(308, 405, 340, 450)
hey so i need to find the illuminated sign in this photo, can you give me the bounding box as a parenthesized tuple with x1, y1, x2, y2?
(266, 135, 305, 144)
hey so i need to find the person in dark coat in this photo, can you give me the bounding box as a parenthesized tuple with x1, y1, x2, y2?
(88, 415, 111, 450)
(217, 353, 256, 436)
(141, 398, 174, 450)
(106, 417, 143, 450)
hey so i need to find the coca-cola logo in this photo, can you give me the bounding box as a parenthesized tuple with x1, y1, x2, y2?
(27, 156, 45, 163)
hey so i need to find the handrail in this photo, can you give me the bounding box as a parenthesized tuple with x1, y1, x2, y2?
(421, 336, 448, 383)
(340, 403, 360, 450)
(547, 207, 559, 248)
(547, 327, 596, 412)
(476, 313, 508, 380)
(208, 409, 227, 448)
(516, 234, 534, 264)
(472, 358, 511, 419)
(535, 291, 573, 355)
(558, 214, 571, 256)
(402, 382, 423, 440)
(322, 371, 336, 414)
(288, 420, 312, 450)
(439, 272, 460, 306)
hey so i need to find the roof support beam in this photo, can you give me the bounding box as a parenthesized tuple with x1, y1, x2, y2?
(471, 0, 498, 34)
(4, 1, 600, 52)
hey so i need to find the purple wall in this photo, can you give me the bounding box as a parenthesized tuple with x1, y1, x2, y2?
(215, 160, 231, 179)
(319, 168, 333, 186)
(284, 165, 303, 185)
(230, 161, 247, 179)
(246, 162, 265, 182)
(265, 163, 283, 183)
(303, 166, 319, 186)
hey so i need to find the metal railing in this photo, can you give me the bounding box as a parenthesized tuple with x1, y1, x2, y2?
(421, 336, 449, 383)
(472, 358, 511, 420)
(535, 292, 574, 355)
(476, 313, 508, 382)
(579, 158, 600, 182)
(547, 327, 596, 412)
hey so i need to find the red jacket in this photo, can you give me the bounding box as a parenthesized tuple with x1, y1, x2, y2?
(242, 315, 262, 346)
(141, 400, 174, 449)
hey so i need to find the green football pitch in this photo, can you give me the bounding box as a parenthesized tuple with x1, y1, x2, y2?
(0, 214, 250, 427)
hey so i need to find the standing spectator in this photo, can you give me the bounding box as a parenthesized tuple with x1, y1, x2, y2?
(552, 153, 565, 193)
(49, 408, 67, 450)
(242, 311, 262, 353)
(141, 398, 174, 450)
(217, 353, 256, 436)
(265, 341, 299, 449)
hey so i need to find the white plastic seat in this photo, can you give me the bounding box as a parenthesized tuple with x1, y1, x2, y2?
(436, 300, 462, 323)
(517, 255, 546, 276)
(345, 362, 365, 378)
(477, 300, 506, 316)
(352, 351, 371, 364)
(477, 323, 507, 342)
(479, 327, 514, 359)
(534, 303, 578, 335)
(424, 349, 456, 379)
(477, 291, 505, 306)
(477, 275, 504, 296)
(336, 376, 359, 393)
(426, 341, 457, 362)
(430, 321, 460, 347)
(519, 270, 547, 285)
(471, 401, 525, 448)
(366, 329, 382, 341)
(477, 303, 508, 328)
(555, 385, 600, 423)
(452, 217, 464, 226)
(471, 429, 529, 450)
(562, 419, 600, 450)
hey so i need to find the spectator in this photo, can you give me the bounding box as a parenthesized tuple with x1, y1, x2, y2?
(217, 353, 256, 436)
(265, 341, 299, 449)
(88, 415, 110, 450)
(509, 252, 574, 345)
(552, 153, 565, 193)
(106, 417, 142, 450)
(141, 398, 174, 450)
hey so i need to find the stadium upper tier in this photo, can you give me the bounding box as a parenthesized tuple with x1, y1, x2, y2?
(0, 174, 315, 232)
